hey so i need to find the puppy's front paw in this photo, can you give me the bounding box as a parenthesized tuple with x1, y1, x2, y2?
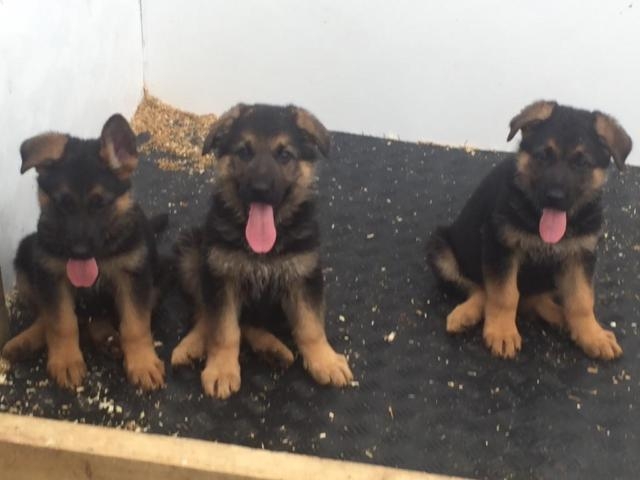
(124, 345, 165, 390)
(48, 348, 87, 389)
(302, 343, 353, 387)
(574, 326, 622, 360)
(201, 358, 241, 399)
(484, 326, 522, 359)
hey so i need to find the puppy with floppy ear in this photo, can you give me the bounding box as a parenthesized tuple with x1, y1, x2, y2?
(3, 114, 166, 391)
(171, 103, 353, 398)
(428, 100, 632, 360)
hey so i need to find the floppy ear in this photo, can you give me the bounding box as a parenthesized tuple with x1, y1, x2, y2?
(594, 112, 632, 171)
(202, 104, 245, 156)
(507, 100, 557, 142)
(292, 107, 330, 157)
(99, 113, 138, 179)
(20, 133, 68, 174)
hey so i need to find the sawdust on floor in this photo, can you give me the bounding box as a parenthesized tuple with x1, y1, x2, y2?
(131, 91, 218, 174)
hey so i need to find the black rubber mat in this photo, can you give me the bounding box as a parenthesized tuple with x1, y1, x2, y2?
(1, 132, 639, 480)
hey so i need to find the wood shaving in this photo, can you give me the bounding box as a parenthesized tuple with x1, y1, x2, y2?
(131, 91, 218, 173)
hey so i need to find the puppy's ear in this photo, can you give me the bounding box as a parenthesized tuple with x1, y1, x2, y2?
(594, 112, 632, 171)
(292, 107, 330, 157)
(507, 100, 557, 142)
(202, 104, 245, 156)
(20, 133, 68, 174)
(99, 114, 138, 179)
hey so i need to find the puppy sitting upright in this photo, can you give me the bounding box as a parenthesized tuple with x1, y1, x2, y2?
(428, 101, 632, 360)
(2, 115, 166, 390)
(171, 104, 353, 398)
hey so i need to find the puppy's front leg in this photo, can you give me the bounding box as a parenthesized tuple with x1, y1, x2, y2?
(283, 271, 353, 387)
(200, 281, 242, 399)
(116, 275, 165, 390)
(44, 285, 87, 389)
(483, 241, 522, 358)
(558, 258, 622, 360)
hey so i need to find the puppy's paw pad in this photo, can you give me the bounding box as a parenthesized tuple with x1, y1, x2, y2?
(304, 352, 353, 387)
(484, 329, 522, 359)
(201, 363, 241, 399)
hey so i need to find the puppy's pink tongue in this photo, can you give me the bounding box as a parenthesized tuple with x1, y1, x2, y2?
(245, 203, 276, 254)
(66, 258, 99, 288)
(539, 208, 567, 244)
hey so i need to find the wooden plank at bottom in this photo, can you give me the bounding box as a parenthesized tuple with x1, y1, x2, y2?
(0, 413, 465, 480)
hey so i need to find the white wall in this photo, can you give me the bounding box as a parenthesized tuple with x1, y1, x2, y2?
(0, 0, 144, 286)
(142, 0, 640, 165)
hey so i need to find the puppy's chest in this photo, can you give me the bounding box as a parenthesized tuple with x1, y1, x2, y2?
(500, 225, 600, 263)
(209, 248, 318, 298)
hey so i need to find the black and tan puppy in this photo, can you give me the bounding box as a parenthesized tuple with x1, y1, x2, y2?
(2, 115, 166, 390)
(428, 101, 632, 360)
(171, 104, 353, 398)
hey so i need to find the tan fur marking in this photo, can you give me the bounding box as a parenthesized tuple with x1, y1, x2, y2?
(20, 133, 68, 173)
(37, 188, 50, 207)
(483, 257, 522, 358)
(283, 285, 353, 387)
(1, 318, 46, 361)
(207, 248, 319, 294)
(115, 275, 165, 390)
(100, 139, 138, 178)
(520, 293, 565, 329)
(99, 245, 147, 281)
(446, 288, 485, 333)
(171, 311, 208, 366)
(501, 224, 599, 262)
(42, 284, 86, 389)
(591, 168, 608, 190)
(507, 100, 557, 141)
(558, 261, 622, 359)
(276, 160, 317, 223)
(594, 112, 633, 170)
(113, 191, 134, 215)
(432, 244, 475, 293)
(200, 283, 242, 399)
(241, 325, 294, 369)
(293, 107, 330, 156)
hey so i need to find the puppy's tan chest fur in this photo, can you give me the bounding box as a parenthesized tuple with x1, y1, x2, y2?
(500, 225, 600, 262)
(208, 247, 318, 297)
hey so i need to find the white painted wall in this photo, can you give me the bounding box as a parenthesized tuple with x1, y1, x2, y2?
(0, 0, 144, 286)
(142, 0, 640, 165)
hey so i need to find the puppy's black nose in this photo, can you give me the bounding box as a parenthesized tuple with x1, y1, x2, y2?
(545, 188, 566, 206)
(70, 244, 91, 258)
(249, 178, 274, 202)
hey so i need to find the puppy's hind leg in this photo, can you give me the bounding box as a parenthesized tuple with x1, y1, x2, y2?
(427, 227, 484, 333)
(242, 325, 294, 369)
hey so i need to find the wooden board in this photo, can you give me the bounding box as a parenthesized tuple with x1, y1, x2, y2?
(0, 413, 465, 480)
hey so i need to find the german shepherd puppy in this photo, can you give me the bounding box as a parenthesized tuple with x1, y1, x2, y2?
(1, 115, 166, 390)
(428, 101, 632, 360)
(170, 104, 353, 398)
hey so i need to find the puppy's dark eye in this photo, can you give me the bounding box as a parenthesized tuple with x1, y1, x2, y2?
(276, 146, 295, 164)
(56, 193, 76, 213)
(88, 194, 110, 211)
(537, 146, 555, 163)
(571, 152, 590, 169)
(234, 144, 253, 161)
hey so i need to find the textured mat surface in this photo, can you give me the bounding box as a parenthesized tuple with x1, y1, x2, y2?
(1, 132, 639, 480)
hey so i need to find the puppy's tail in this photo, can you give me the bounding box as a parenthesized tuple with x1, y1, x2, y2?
(149, 213, 169, 236)
(426, 226, 469, 292)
